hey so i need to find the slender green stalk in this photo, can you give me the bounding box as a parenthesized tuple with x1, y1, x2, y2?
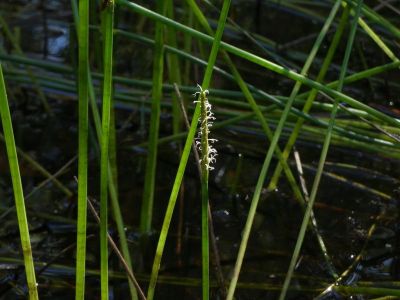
(226, 2, 341, 298)
(201, 160, 209, 299)
(278, 2, 363, 299)
(0, 64, 38, 299)
(199, 87, 210, 300)
(140, 0, 166, 233)
(195, 85, 218, 300)
(146, 1, 231, 299)
(75, 0, 89, 298)
(109, 101, 119, 201)
(100, 1, 115, 299)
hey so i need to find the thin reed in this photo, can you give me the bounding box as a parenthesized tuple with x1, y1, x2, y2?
(0, 63, 38, 299)
(75, 0, 89, 298)
(99, 0, 115, 298)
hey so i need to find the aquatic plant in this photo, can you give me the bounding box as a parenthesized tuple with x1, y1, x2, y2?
(0, 0, 400, 299)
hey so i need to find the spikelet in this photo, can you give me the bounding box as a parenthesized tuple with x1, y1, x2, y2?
(193, 84, 217, 171)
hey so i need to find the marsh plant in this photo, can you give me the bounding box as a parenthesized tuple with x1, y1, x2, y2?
(0, 0, 400, 299)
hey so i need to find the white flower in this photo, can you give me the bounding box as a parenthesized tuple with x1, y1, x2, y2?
(193, 84, 217, 171)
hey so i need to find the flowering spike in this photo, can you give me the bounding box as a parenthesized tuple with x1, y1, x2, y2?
(194, 84, 217, 171)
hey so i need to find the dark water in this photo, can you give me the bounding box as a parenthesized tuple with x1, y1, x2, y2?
(0, 1, 400, 299)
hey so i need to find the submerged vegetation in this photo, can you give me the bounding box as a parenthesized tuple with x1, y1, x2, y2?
(0, 0, 399, 299)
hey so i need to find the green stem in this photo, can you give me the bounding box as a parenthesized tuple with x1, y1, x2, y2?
(197, 87, 215, 300)
(75, 0, 89, 298)
(100, 1, 115, 299)
(0, 64, 38, 300)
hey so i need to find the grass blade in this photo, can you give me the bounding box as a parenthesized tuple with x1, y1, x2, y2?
(0, 63, 38, 300)
(100, 1, 115, 298)
(75, 0, 89, 298)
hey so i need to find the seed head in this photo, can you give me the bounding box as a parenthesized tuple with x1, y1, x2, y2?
(194, 84, 217, 171)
